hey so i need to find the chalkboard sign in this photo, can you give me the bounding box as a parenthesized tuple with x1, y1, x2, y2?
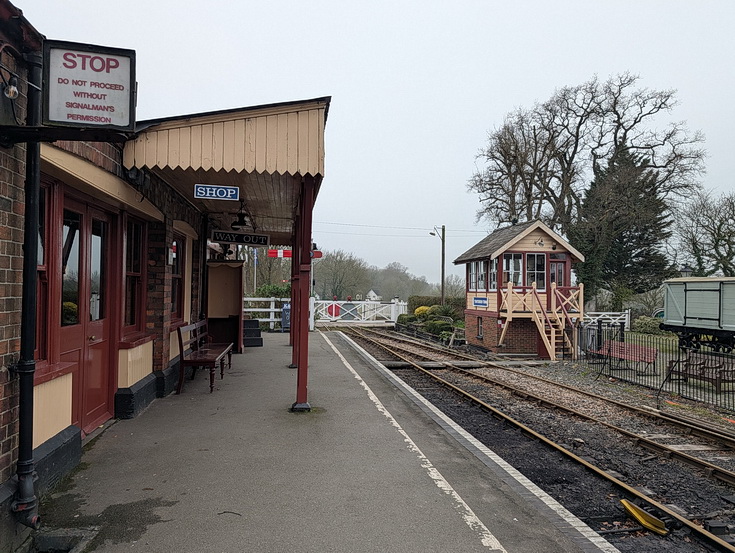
(281, 303, 291, 331)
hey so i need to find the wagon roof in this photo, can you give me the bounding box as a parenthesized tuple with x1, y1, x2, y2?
(664, 277, 735, 282)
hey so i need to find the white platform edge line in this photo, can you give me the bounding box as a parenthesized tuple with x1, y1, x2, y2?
(334, 331, 621, 553)
(320, 332, 507, 552)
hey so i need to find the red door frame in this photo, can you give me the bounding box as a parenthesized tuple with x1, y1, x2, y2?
(57, 194, 119, 434)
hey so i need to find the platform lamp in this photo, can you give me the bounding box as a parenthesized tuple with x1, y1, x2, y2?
(429, 225, 446, 305)
(680, 264, 693, 278)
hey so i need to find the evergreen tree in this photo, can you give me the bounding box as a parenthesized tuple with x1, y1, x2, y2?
(569, 147, 677, 308)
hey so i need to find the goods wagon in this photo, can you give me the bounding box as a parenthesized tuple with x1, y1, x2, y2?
(659, 277, 735, 352)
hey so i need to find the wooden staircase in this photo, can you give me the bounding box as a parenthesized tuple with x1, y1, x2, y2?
(535, 314, 573, 361)
(498, 282, 583, 361)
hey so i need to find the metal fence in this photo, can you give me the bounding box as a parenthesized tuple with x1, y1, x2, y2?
(577, 323, 735, 413)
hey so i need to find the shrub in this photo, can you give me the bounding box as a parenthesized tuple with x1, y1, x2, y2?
(424, 320, 453, 335)
(255, 283, 291, 298)
(428, 303, 460, 320)
(632, 315, 671, 335)
(62, 302, 78, 324)
(397, 314, 418, 325)
(414, 306, 431, 319)
(408, 295, 465, 316)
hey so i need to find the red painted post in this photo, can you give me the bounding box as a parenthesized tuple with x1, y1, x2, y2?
(292, 177, 314, 411)
(290, 217, 299, 361)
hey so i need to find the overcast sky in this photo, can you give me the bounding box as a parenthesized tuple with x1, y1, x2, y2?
(19, 0, 735, 285)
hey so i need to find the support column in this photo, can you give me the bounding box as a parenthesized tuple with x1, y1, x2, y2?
(291, 176, 314, 412)
(147, 220, 174, 371)
(289, 216, 300, 367)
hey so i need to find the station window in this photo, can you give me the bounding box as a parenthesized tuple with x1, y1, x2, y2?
(526, 253, 546, 291)
(489, 258, 498, 291)
(477, 260, 487, 291)
(124, 217, 146, 334)
(171, 233, 185, 322)
(61, 209, 81, 326)
(468, 262, 477, 291)
(503, 253, 523, 287)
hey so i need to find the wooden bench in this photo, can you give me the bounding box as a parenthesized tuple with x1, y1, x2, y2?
(590, 340, 658, 375)
(176, 319, 233, 394)
(666, 355, 735, 393)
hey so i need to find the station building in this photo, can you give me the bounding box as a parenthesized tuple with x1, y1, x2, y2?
(454, 220, 585, 360)
(0, 3, 328, 548)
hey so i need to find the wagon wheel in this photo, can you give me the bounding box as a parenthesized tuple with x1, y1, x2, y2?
(690, 334, 701, 351)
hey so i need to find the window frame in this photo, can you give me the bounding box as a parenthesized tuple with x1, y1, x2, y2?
(123, 215, 147, 336)
(489, 258, 498, 291)
(526, 253, 546, 292)
(477, 260, 487, 291)
(35, 185, 49, 361)
(468, 262, 477, 292)
(171, 232, 185, 323)
(502, 253, 523, 288)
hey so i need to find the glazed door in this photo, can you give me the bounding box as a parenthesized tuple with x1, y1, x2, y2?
(550, 262, 566, 288)
(548, 261, 566, 310)
(59, 201, 113, 434)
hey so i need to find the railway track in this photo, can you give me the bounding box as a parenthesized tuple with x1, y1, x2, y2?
(336, 326, 735, 552)
(349, 326, 735, 471)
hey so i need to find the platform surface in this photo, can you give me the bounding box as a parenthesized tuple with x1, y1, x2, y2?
(40, 331, 620, 553)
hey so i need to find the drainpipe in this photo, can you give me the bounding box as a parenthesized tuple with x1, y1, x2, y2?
(11, 51, 43, 530)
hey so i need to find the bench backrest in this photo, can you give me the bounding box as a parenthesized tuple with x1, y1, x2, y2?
(600, 340, 658, 363)
(177, 320, 210, 355)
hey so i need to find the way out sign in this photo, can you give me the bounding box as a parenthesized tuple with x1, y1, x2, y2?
(194, 184, 239, 200)
(212, 230, 268, 246)
(43, 40, 136, 131)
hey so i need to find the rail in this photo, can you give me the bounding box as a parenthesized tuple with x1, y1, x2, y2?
(584, 310, 631, 330)
(242, 297, 409, 331)
(311, 298, 408, 329)
(243, 297, 290, 330)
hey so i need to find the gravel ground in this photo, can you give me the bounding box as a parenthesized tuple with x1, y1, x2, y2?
(392, 366, 723, 553)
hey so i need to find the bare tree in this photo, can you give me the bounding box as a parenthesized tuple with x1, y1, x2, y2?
(443, 274, 466, 299)
(313, 249, 370, 299)
(592, 73, 706, 200)
(469, 73, 705, 234)
(676, 190, 735, 276)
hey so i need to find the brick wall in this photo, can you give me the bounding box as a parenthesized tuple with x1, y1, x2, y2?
(143, 173, 202, 370)
(0, 47, 27, 484)
(501, 319, 539, 355)
(54, 141, 124, 178)
(147, 220, 173, 371)
(464, 312, 540, 356)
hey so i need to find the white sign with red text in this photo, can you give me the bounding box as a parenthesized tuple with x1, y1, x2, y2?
(44, 40, 135, 130)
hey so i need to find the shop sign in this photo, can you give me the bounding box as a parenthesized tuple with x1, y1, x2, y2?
(212, 230, 269, 246)
(43, 40, 136, 131)
(473, 297, 488, 308)
(194, 184, 239, 200)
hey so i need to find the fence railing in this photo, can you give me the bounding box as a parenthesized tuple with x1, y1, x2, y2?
(576, 324, 735, 414)
(583, 310, 631, 330)
(243, 297, 290, 330)
(311, 298, 408, 329)
(242, 297, 410, 331)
